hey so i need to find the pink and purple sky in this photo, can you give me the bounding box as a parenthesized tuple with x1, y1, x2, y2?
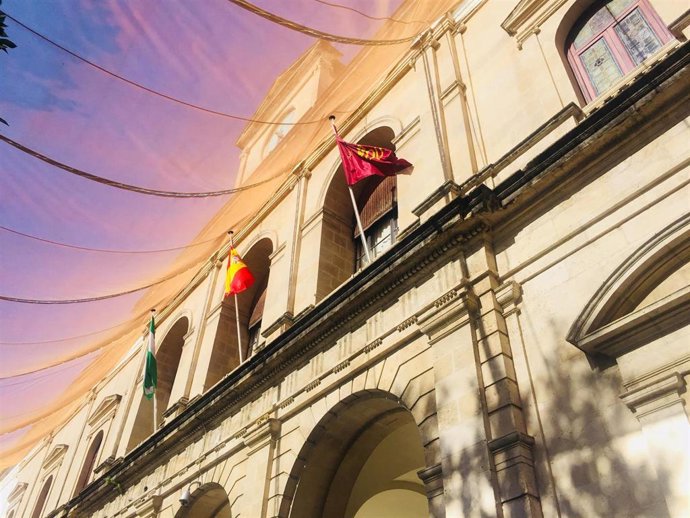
(0, 0, 405, 467)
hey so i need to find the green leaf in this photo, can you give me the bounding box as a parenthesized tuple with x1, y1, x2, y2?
(0, 38, 15, 49)
(0, 116, 8, 126)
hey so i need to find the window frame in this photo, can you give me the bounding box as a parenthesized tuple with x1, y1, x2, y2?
(566, 0, 671, 102)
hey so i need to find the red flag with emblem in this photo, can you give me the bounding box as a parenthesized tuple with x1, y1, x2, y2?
(336, 136, 413, 186)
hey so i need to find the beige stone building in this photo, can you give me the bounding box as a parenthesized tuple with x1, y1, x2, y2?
(3, 0, 689, 516)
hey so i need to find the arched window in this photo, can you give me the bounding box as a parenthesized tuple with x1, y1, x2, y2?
(317, 126, 399, 301)
(73, 430, 104, 496)
(30, 476, 52, 518)
(566, 0, 671, 102)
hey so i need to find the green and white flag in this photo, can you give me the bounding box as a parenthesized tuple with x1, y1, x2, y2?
(143, 312, 157, 400)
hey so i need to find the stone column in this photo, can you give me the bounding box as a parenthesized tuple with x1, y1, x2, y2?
(469, 243, 543, 518)
(620, 373, 690, 517)
(241, 417, 281, 518)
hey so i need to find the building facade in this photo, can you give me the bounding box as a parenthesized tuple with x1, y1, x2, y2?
(3, 0, 690, 517)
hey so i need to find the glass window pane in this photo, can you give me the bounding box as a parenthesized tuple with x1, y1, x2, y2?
(615, 8, 662, 65)
(574, 8, 615, 49)
(579, 38, 624, 95)
(607, 0, 636, 17)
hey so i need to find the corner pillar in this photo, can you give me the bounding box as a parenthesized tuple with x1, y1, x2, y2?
(418, 463, 446, 518)
(242, 417, 281, 518)
(621, 373, 690, 517)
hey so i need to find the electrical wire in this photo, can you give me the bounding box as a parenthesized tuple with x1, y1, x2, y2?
(0, 133, 287, 198)
(314, 0, 427, 26)
(2, 12, 328, 125)
(0, 252, 204, 304)
(0, 224, 226, 254)
(227, 0, 420, 45)
(0, 316, 141, 345)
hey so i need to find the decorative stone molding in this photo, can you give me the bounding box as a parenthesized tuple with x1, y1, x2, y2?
(94, 455, 119, 476)
(163, 397, 190, 419)
(417, 463, 444, 500)
(501, 0, 568, 49)
(418, 282, 479, 343)
(133, 494, 162, 518)
(568, 215, 690, 356)
(43, 444, 68, 473)
(396, 317, 417, 332)
(7, 481, 27, 507)
(305, 379, 321, 392)
(333, 360, 350, 373)
(496, 281, 522, 316)
(87, 394, 122, 429)
(620, 372, 687, 419)
(363, 338, 383, 353)
(243, 418, 281, 452)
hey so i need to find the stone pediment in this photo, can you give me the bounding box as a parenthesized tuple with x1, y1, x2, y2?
(568, 215, 690, 357)
(8, 481, 27, 504)
(87, 394, 122, 428)
(43, 444, 68, 472)
(501, 0, 568, 47)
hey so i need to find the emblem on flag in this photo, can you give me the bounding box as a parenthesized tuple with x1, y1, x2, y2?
(336, 136, 413, 186)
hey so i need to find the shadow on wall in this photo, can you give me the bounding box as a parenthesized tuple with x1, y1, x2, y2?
(437, 320, 671, 518)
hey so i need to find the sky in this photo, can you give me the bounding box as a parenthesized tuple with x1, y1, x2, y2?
(0, 0, 406, 469)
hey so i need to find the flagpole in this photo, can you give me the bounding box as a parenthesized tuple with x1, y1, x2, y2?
(329, 115, 372, 265)
(228, 231, 245, 364)
(149, 309, 158, 431)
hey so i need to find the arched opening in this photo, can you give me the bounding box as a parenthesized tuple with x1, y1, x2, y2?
(73, 430, 104, 496)
(281, 391, 430, 518)
(126, 316, 189, 451)
(205, 238, 273, 389)
(316, 127, 399, 302)
(561, 0, 672, 103)
(30, 475, 53, 518)
(175, 482, 232, 518)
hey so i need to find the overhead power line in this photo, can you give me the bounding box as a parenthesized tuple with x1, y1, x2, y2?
(0, 256, 200, 304)
(0, 134, 285, 198)
(314, 0, 427, 25)
(0, 224, 226, 254)
(227, 0, 420, 45)
(3, 12, 327, 125)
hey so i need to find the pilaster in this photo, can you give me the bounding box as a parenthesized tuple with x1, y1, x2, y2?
(418, 463, 446, 518)
(620, 373, 690, 517)
(469, 242, 543, 518)
(241, 417, 281, 518)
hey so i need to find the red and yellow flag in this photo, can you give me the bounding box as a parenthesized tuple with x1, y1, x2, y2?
(336, 136, 413, 186)
(224, 247, 255, 297)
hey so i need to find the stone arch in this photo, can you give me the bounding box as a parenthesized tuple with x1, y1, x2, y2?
(175, 482, 232, 518)
(205, 237, 274, 388)
(279, 389, 441, 518)
(567, 214, 690, 356)
(315, 126, 401, 302)
(73, 429, 103, 496)
(125, 316, 190, 451)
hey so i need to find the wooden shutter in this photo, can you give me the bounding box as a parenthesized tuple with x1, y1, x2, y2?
(355, 175, 396, 237)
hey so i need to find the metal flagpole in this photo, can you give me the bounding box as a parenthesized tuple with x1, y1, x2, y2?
(149, 309, 158, 431)
(228, 231, 245, 364)
(329, 115, 372, 265)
